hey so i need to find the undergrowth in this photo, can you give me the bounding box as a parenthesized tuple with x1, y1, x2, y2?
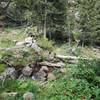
(0, 59, 100, 100)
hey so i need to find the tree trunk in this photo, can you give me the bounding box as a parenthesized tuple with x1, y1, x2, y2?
(43, 0, 47, 38)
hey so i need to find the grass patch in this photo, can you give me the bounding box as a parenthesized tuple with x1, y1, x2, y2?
(0, 64, 6, 72)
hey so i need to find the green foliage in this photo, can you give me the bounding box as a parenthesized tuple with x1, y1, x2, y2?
(0, 38, 14, 48)
(37, 74, 99, 100)
(74, 59, 100, 86)
(76, 0, 100, 45)
(17, 80, 38, 93)
(0, 80, 38, 100)
(0, 61, 100, 100)
(73, 32, 80, 40)
(1, 51, 14, 61)
(0, 15, 5, 20)
(0, 80, 18, 93)
(1, 47, 36, 66)
(3, 27, 12, 33)
(0, 64, 6, 73)
(37, 37, 54, 51)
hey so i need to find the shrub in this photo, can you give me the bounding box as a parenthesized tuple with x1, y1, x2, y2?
(74, 59, 100, 86)
(17, 80, 38, 94)
(37, 37, 54, 51)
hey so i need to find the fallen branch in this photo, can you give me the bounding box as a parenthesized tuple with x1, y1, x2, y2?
(39, 61, 65, 68)
(56, 55, 92, 60)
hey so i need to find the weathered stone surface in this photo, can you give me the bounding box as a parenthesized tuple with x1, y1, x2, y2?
(16, 37, 33, 47)
(23, 92, 35, 100)
(31, 43, 42, 52)
(60, 68, 66, 74)
(22, 66, 33, 76)
(32, 70, 47, 81)
(40, 66, 49, 72)
(25, 37, 33, 43)
(16, 41, 25, 46)
(47, 73, 56, 81)
(0, 67, 16, 80)
(25, 37, 33, 46)
(45, 52, 55, 61)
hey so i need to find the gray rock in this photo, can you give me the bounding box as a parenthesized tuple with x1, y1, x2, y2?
(60, 68, 66, 74)
(0, 67, 16, 80)
(25, 37, 33, 47)
(40, 66, 49, 72)
(33, 70, 47, 81)
(23, 92, 35, 100)
(22, 66, 33, 76)
(47, 52, 55, 61)
(47, 73, 56, 81)
(25, 37, 33, 44)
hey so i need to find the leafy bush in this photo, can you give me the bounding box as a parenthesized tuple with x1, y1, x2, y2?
(37, 37, 54, 51)
(74, 59, 100, 85)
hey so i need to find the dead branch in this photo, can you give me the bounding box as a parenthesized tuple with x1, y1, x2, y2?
(39, 61, 65, 68)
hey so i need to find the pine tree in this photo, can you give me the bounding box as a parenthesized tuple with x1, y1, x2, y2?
(76, 0, 99, 46)
(93, 0, 100, 46)
(47, 0, 67, 40)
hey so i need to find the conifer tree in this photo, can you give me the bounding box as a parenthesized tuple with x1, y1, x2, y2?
(76, 0, 99, 46)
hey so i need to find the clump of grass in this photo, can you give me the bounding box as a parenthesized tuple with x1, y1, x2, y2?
(3, 27, 12, 33)
(0, 38, 15, 48)
(0, 64, 6, 72)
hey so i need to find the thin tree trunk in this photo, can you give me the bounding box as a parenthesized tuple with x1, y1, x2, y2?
(44, 0, 47, 38)
(66, 0, 71, 48)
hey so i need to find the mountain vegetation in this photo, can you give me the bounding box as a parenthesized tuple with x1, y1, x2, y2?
(0, 0, 100, 100)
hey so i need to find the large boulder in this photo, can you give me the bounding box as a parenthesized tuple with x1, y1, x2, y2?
(22, 66, 33, 76)
(40, 66, 49, 72)
(32, 70, 47, 81)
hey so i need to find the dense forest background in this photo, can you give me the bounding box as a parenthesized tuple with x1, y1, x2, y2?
(0, 0, 100, 46)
